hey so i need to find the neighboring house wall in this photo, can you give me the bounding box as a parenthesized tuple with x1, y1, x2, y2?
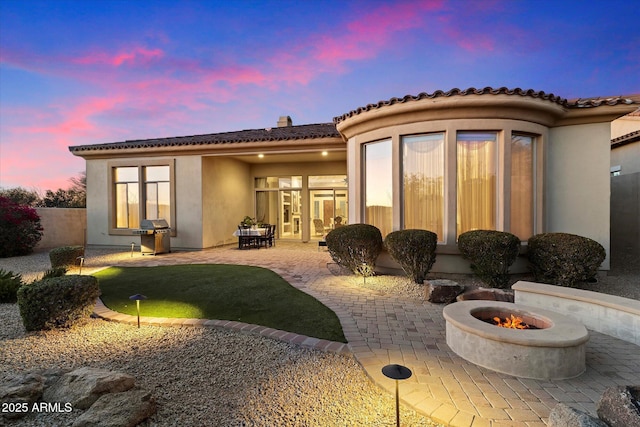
(547, 123, 611, 269)
(611, 112, 640, 138)
(612, 143, 640, 175)
(35, 208, 86, 249)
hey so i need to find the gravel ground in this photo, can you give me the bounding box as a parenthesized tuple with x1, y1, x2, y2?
(0, 249, 441, 427)
(1, 246, 637, 426)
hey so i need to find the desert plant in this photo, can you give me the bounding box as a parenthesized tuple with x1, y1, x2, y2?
(528, 232, 606, 287)
(384, 229, 437, 283)
(41, 266, 68, 279)
(17, 275, 100, 331)
(49, 246, 85, 268)
(0, 269, 23, 303)
(0, 196, 43, 258)
(458, 230, 521, 288)
(325, 224, 383, 277)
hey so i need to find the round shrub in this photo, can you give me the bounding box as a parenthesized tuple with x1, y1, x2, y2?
(49, 245, 85, 268)
(0, 269, 24, 303)
(325, 224, 383, 276)
(17, 275, 100, 331)
(528, 232, 606, 287)
(0, 196, 43, 258)
(384, 229, 437, 283)
(458, 230, 521, 289)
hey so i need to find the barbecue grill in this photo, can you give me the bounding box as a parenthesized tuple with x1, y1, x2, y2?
(133, 219, 171, 255)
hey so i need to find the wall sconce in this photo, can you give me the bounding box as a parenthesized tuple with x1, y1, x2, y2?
(129, 294, 148, 328)
(382, 364, 413, 427)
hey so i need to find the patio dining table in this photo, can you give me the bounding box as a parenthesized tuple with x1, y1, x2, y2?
(232, 228, 267, 249)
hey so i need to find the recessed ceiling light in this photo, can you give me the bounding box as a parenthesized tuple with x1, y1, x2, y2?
(258, 154, 264, 158)
(321, 151, 328, 156)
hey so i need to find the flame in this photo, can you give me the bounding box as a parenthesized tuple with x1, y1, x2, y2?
(493, 314, 531, 329)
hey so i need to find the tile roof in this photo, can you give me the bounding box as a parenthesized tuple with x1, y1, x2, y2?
(69, 122, 340, 153)
(333, 87, 640, 123)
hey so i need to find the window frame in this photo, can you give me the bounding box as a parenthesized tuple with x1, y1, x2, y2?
(108, 159, 176, 236)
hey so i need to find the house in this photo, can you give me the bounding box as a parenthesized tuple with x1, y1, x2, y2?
(69, 87, 640, 273)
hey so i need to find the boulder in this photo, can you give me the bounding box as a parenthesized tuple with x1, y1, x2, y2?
(548, 403, 608, 427)
(456, 287, 514, 302)
(0, 373, 45, 419)
(597, 385, 640, 427)
(424, 279, 464, 303)
(72, 389, 157, 427)
(43, 367, 135, 410)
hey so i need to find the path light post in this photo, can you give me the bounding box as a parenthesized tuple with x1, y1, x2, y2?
(130, 242, 136, 258)
(76, 256, 84, 275)
(382, 364, 413, 427)
(129, 294, 147, 328)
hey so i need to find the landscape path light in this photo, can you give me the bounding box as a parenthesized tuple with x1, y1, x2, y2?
(130, 242, 136, 257)
(129, 294, 148, 328)
(76, 256, 84, 275)
(382, 364, 413, 427)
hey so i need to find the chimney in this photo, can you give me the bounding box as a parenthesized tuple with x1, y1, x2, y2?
(277, 116, 293, 127)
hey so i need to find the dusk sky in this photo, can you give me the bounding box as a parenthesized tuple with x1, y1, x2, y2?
(1, 0, 639, 191)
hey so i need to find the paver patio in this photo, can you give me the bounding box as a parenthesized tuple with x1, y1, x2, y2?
(89, 242, 640, 427)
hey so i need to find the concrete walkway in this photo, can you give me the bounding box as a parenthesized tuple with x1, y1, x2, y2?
(89, 242, 640, 427)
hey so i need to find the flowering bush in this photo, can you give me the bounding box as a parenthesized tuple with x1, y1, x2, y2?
(0, 196, 43, 258)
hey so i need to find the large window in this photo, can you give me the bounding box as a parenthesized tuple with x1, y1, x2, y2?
(364, 140, 393, 237)
(403, 133, 445, 240)
(113, 164, 172, 230)
(510, 134, 534, 240)
(457, 132, 497, 237)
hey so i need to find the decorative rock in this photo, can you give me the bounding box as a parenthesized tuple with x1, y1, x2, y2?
(0, 373, 45, 419)
(597, 385, 640, 427)
(456, 287, 514, 302)
(548, 403, 608, 427)
(72, 389, 157, 427)
(43, 367, 135, 410)
(424, 279, 463, 303)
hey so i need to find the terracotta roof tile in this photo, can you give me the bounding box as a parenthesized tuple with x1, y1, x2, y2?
(333, 87, 640, 123)
(69, 122, 340, 153)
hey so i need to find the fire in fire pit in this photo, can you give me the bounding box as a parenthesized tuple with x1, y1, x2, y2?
(489, 314, 539, 329)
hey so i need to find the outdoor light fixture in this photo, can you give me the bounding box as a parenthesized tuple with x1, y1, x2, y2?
(322, 151, 328, 156)
(382, 364, 413, 427)
(76, 256, 84, 275)
(130, 242, 135, 258)
(258, 153, 264, 158)
(129, 294, 148, 328)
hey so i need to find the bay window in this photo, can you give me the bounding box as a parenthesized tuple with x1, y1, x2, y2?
(510, 134, 534, 240)
(456, 132, 497, 237)
(402, 133, 445, 240)
(364, 140, 393, 237)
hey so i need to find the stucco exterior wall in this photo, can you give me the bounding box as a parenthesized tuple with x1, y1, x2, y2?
(85, 159, 112, 246)
(611, 114, 640, 139)
(547, 123, 611, 269)
(202, 157, 251, 247)
(172, 156, 204, 248)
(34, 208, 86, 249)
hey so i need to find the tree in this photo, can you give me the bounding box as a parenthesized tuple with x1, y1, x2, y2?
(40, 172, 86, 208)
(0, 187, 41, 207)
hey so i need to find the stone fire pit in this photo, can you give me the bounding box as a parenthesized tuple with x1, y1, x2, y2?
(443, 300, 589, 380)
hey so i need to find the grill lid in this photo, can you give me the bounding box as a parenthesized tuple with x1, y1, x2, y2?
(140, 219, 170, 229)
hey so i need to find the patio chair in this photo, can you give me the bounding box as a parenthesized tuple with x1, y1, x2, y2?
(259, 224, 274, 248)
(313, 219, 325, 236)
(237, 225, 257, 249)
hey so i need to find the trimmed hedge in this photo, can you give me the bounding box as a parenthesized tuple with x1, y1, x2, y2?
(528, 232, 606, 287)
(384, 229, 437, 283)
(49, 246, 85, 268)
(458, 230, 521, 289)
(325, 224, 383, 276)
(0, 269, 23, 303)
(17, 275, 100, 331)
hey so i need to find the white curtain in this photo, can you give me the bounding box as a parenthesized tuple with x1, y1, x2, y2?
(403, 134, 444, 240)
(457, 133, 497, 237)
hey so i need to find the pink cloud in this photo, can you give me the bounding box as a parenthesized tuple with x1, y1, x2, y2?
(73, 46, 164, 67)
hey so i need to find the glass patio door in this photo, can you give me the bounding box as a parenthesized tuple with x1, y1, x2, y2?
(309, 189, 348, 239)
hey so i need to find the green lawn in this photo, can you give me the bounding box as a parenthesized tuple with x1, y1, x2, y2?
(93, 264, 346, 342)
